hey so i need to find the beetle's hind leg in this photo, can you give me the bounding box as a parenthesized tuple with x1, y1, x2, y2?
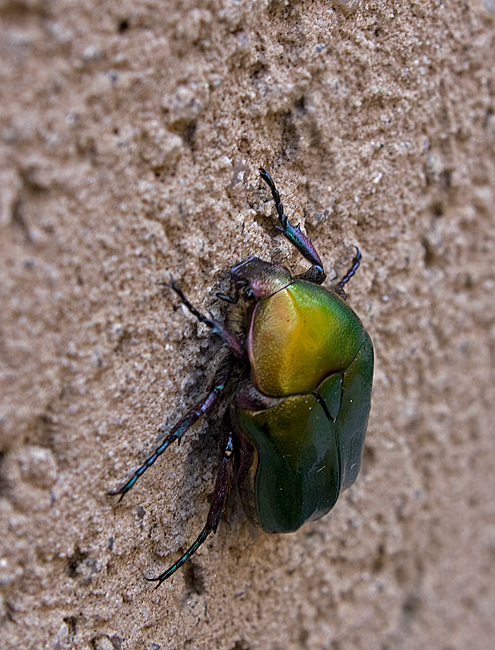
(109, 353, 235, 501)
(146, 427, 236, 587)
(259, 168, 326, 285)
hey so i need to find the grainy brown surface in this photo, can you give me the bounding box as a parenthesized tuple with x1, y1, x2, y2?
(1, 1, 495, 648)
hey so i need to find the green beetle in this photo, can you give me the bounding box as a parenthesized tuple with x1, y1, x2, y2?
(110, 168, 373, 585)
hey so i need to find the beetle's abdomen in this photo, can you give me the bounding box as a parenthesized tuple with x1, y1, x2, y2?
(235, 332, 373, 534)
(248, 280, 365, 396)
(236, 391, 340, 534)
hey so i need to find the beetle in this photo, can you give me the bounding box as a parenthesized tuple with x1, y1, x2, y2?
(110, 168, 373, 586)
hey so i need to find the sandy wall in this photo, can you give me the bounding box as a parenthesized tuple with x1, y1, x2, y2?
(1, 1, 495, 648)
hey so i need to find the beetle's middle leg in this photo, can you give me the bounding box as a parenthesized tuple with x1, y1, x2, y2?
(165, 280, 245, 359)
(109, 353, 235, 500)
(146, 427, 236, 587)
(259, 168, 326, 285)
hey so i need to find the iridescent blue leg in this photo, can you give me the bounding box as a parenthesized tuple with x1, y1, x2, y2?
(146, 429, 236, 586)
(165, 280, 245, 359)
(259, 168, 326, 284)
(109, 354, 234, 501)
(334, 247, 361, 300)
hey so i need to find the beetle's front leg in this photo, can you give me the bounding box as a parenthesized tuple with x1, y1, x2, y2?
(333, 247, 362, 300)
(259, 168, 326, 285)
(146, 427, 236, 586)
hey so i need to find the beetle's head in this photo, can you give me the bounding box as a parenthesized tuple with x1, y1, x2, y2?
(231, 257, 292, 300)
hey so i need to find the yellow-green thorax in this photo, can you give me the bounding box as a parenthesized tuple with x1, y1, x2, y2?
(248, 280, 366, 397)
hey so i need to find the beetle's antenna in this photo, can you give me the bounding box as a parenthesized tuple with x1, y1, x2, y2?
(217, 277, 248, 305)
(216, 292, 236, 304)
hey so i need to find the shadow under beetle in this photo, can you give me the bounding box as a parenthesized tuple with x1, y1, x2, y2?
(110, 168, 374, 586)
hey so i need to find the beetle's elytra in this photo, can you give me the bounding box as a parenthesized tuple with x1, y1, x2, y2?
(110, 168, 374, 585)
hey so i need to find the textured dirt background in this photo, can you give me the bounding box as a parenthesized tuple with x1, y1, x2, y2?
(1, 1, 495, 649)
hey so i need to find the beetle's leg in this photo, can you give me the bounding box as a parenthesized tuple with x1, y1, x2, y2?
(333, 247, 361, 300)
(338, 247, 361, 288)
(109, 354, 235, 501)
(163, 280, 245, 359)
(259, 168, 326, 285)
(146, 428, 236, 587)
